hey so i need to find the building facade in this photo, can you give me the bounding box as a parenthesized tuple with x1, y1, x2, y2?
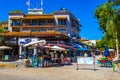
(8, 8, 80, 43)
(0, 1, 81, 60)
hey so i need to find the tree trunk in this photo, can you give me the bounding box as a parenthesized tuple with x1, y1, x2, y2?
(116, 33, 119, 60)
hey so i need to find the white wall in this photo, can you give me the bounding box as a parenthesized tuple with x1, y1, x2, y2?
(8, 15, 23, 32)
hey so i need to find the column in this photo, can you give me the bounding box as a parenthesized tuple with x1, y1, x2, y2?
(19, 45, 22, 58)
(34, 48, 37, 56)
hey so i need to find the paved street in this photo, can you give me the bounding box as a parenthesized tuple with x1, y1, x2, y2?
(0, 60, 120, 80)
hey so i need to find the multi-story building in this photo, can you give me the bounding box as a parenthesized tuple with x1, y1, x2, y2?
(8, 8, 80, 43)
(0, 0, 81, 59)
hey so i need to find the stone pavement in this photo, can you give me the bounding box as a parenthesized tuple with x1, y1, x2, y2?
(0, 63, 120, 80)
(0, 56, 119, 80)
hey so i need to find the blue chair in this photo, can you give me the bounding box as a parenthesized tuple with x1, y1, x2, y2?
(97, 60, 102, 67)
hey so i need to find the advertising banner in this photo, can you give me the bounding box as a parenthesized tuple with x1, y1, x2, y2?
(77, 57, 94, 64)
(18, 38, 38, 45)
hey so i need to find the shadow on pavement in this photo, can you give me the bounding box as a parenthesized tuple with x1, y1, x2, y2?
(77, 68, 99, 71)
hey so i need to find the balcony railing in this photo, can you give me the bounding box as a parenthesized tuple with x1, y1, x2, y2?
(22, 23, 55, 28)
(57, 25, 67, 28)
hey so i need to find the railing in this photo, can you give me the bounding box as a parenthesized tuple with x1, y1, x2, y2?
(22, 23, 54, 28)
(57, 25, 67, 28)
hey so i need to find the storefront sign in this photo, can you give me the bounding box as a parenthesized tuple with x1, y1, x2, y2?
(77, 57, 94, 64)
(18, 38, 38, 45)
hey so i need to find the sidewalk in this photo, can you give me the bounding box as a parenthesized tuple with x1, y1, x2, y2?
(0, 61, 119, 80)
(0, 59, 26, 68)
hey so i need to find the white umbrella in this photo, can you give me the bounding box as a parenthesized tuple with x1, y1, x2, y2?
(23, 40, 46, 47)
(0, 46, 12, 60)
(44, 46, 51, 48)
(0, 45, 12, 50)
(51, 46, 65, 51)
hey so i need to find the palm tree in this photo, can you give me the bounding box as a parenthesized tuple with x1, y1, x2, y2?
(95, 2, 120, 59)
(106, 11, 120, 59)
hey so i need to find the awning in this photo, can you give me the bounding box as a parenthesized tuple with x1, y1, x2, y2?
(56, 16, 67, 19)
(56, 44, 73, 49)
(0, 45, 12, 50)
(51, 46, 65, 51)
(73, 43, 82, 48)
(73, 43, 88, 51)
(10, 17, 21, 20)
(23, 15, 54, 19)
(77, 47, 88, 51)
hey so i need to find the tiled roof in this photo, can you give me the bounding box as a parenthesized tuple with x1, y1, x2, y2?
(0, 31, 68, 39)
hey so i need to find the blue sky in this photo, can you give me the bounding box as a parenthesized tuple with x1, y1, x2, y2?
(0, 0, 107, 40)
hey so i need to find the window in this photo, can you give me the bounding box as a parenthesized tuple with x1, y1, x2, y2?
(22, 30, 30, 32)
(47, 19, 54, 24)
(40, 29, 46, 32)
(31, 30, 38, 32)
(23, 20, 30, 26)
(58, 28, 67, 33)
(13, 29, 20, 32)
(58, 19, 67, 25)
(40, 19, 46, 25)
(48, 28, 54, 32)
(23, 20, 30, 24)
(11, 20, 21, 26)
(31, 20, 38, 25)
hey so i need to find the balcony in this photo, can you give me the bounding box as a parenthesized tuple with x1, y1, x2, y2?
(57, 25, 67, 28)
(22, 23, 55, 28)
(11, 24, 21, 28)
(57, 28, 67, 33)
(12, 28, 20, 32)
(71, 27, 77, 31)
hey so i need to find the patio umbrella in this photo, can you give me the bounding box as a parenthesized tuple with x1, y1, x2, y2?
(0, 45, 12, 50)
(56, 44, 73, 49)
(51, 46, 65, 51)
(44, 46, 52, 49)
(103, 46, 110, 57)
(23, 40, 46, 47)
(0, 45, 12, 60)
(73, 43, 82, 48)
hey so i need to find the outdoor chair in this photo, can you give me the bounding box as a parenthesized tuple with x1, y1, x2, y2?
(25, 60, 30, 67)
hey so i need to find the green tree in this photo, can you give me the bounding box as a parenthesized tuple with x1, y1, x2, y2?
(0, 26, 8, 45)
(96, 36, 108, 50)
(10, 10, 23, 13)
(109, 0, 120, 5)
(95, 1, 120, 59)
